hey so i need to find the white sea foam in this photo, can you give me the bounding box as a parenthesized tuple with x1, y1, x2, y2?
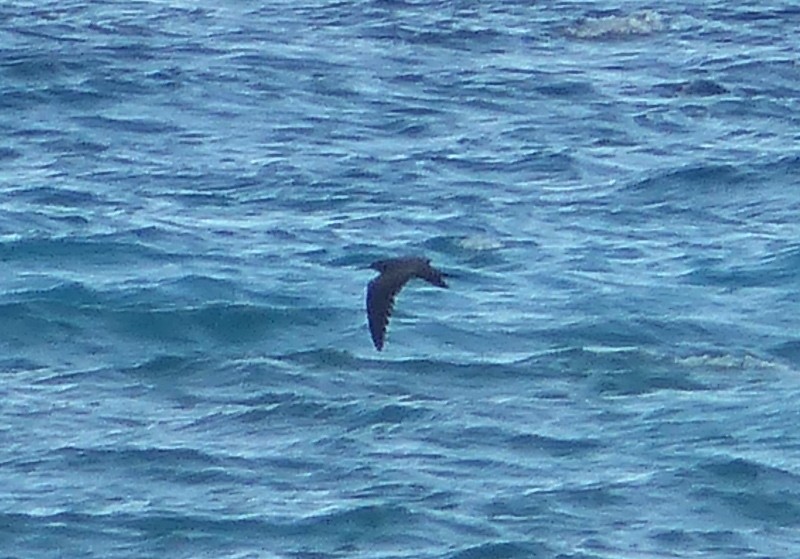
(567, 10, 665, 39)
(458, 235, 503, 251)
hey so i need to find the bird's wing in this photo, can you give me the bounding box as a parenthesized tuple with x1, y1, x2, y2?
(416, 261, 448, 288)
(366, 270, 411, 351)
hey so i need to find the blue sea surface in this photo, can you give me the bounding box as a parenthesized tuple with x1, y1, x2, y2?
(2, 1, 800, 557)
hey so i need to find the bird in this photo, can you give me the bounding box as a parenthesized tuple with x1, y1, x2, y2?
(366, 256, 448, 351)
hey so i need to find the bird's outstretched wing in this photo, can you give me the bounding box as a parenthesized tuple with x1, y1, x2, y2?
(366, 270, 411, 351)
(416, 260, 448, 288)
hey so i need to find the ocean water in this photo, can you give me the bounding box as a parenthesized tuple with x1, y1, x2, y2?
(2, 1, 800, 557)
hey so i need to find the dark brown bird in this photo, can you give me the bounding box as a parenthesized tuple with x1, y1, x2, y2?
(366, 257, 448, 351)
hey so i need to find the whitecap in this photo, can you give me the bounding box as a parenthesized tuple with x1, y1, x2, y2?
(567, 10, 665, 40)
(457, 235, 503, 251)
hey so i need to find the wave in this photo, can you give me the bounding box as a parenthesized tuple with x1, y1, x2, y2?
(51, 445, 250, 483)
(622, 156, 800, 203)
(0, 278, 348, 367)
(566, 10, 665, 40)
(449, 541, 546, 559)
(0, 236, 180, 267)
(687, 457, 800, 527)
(683, 243, 800, 288)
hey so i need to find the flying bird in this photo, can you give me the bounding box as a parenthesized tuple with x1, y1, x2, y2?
(366, 257, 448, 351)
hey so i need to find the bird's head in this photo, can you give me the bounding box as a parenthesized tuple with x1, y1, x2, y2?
(368, 259, 391, 273)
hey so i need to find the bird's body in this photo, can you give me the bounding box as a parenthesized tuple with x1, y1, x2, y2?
(366, 257, 448, 351)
